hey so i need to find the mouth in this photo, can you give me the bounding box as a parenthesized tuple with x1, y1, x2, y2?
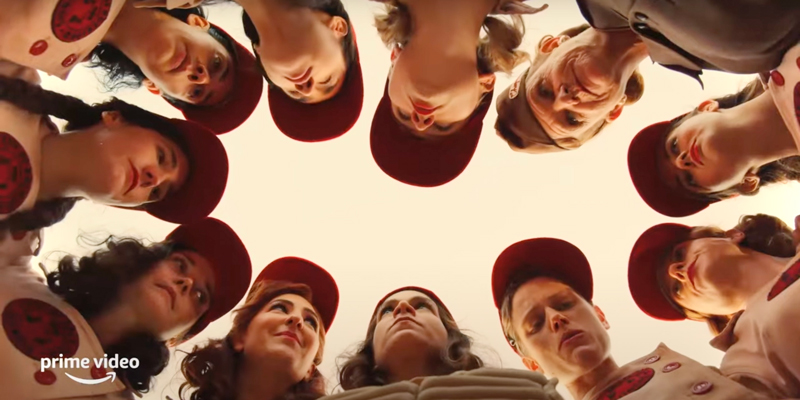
(124, 161, 138, 195)
(559, 330, 584, 350)
(689, 141, 704, 166)
(391, 316, 418, 328)
(286, 67, 312, 84)
(412, 101, 437, 116)
(157, 284, 176, 310)
(277, 331, 301, 346)
(168, 44, 189, 73)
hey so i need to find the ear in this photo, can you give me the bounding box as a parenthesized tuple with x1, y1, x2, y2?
(101, 110, 123, 127)
(327, 16, 348, 39)
(142, 79, 161, 95)
(390, 45, 402, 62)
(479, 73, 496, 94)
(697, 100, 719, 113)
(538, 35, 566, 54)
(737, 172, 760, 194)
(724, 228, 746, 244)
(185, 14, 211, 31)
(230, 333, 245, 353)
(521, 357, 541, 372)
(606, 95, 627, 123)
(594, 305, 610, 330)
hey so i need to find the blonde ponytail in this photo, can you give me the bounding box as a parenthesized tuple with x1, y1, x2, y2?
(479, 15, 528, 74)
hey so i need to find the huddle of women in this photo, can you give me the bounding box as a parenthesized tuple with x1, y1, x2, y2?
(1, 0, 799, 400)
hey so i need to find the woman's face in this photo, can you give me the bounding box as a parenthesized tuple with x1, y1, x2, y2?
(372, 290, 448, 368)
(388, 44, 493, 137)
(118, 250, 215, 341)
(140, 14, 235, 106)
(657, 102, 758, 195)
(234, 294, 322, 382)
(75, 111, 189, 207)
(255, 13, 348, 104)
(661, 233, 749, 316)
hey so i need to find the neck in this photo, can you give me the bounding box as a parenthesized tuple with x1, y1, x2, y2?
(384, 352, 441, 383)
(721, 92, 798, 167)
(39, 133, 94, 201)
(596, 29, 648, 82)
(236, 356, 296, 400)
(737, 250, 793, 306)
(103, 3, 164, 66)
(88, 304, 138, 348)
(564, 357, 619, 400)
(406, 0, 494, 56)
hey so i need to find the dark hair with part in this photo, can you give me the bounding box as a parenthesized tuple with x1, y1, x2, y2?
(89, 7, 239, 110)
(0, 76, 188, 233)
(241, 0, 358, 92)
(336, 290, 483, 390)
(179, 280, 327, 400)
(665, 79, 800, 201)
(666, 213, 796, 335)
(46, 237, 190, 393)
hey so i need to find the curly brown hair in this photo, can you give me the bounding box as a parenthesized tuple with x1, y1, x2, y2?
(336, 289, 483, 390)
(374, 1, 528, 75)
(178, 280, 327, 400)
(665, 79, 800, 201)
(0, 76, 188, 233)
(46, 237, 189, 393)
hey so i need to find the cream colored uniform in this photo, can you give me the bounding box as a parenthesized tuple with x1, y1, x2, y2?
(0, 230, 133, 400)
(711, 254, 800, 399)
(0, 0, 125, 80)
(764, 41, 800, 152)
(581, 343, 771, 400)
(0, 60, 58, 221)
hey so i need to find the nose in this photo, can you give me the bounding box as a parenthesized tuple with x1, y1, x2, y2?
(187, 63, 210, 85)
(139, 166, 166, 189)
(548, 310, 569, 332)
(668, 262, 688, 282)
(286, 314, 303, 328)
(393, 300, 416, 318)
(294, 78, 314, 95)
(553, 85, 580, 110)
(176, 276, 194, 296)
(674, 151, 694, 170)
(411, 111, 434, 132)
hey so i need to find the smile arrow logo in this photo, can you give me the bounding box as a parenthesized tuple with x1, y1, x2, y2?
(64, 371, 117, 385)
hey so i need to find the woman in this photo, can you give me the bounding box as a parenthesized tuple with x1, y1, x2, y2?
(0, 61, 228, 230)
(628, 213, 800, 398)
(89, 4, 263, 134)
(368, 0, 540, 187)
(337, 286, 483, 388)
(0, 217, 252, 399)
(627, 46, 800, 218)
(178, 256, 339, 400)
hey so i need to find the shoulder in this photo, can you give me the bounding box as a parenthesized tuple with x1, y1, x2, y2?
(0, 60, 41, 85)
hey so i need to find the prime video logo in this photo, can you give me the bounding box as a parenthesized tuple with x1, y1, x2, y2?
(40, 354, 139, 385)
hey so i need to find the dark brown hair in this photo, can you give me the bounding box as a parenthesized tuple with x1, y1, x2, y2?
(178, 281, 327, 400)
(669, 213, 796, 335)
(46, 237, 188, 393)
(666, 79, 800, 201)
(0, 76, 187, 233)
(336, 290, 483, 390)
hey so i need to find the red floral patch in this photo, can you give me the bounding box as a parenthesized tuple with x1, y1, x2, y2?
(51, 0, 112, 43)
(2, 299, 79, 360)
(596, 368, 655, 400)
(768, 260, 800, 301)
(0, 132, 33, 214)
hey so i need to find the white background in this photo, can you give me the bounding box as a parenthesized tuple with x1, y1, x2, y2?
(33, 1, 800, 399)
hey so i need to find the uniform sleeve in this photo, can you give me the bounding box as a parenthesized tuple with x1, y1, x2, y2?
(0, 59, 41, 85)
(0, 229, 42, 268)
(417, 368, 564, 400)
(320, 381, 420, 400)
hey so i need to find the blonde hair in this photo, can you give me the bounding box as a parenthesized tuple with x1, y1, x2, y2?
(374, 2, 528, 74)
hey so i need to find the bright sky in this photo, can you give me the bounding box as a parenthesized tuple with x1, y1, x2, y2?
(34, 1, 800, 399)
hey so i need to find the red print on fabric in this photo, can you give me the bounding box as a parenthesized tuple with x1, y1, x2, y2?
(2, 299, 80, 360)
(596, 368, 655, 400)
(0, 132, 33, 214)
(768, 260, 800, 301)
(51, 0, 112, 43)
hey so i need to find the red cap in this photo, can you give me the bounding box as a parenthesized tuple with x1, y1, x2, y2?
(268, 30, 364, 143)
(491, 238, 593, 310)
(144, 119, 228, 224)
(370, 83, 493, 187)
(169, 25, 263, 135)
(628, 122, 715, 217)
(628, 223, 692, 321)
(372, 286, 453, 320)
(254, 257, 339, 332)
(168, 218, 252, 343)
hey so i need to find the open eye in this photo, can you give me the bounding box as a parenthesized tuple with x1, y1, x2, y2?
(304, 316, 319, 331)
(670, 138, 680, 155)
(554, 300, 574, 311)
(270, 303, 289, 313)
(538, 81, 554, 99)
(565, 111, 580, 126)
(380, 305, 394, 316)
